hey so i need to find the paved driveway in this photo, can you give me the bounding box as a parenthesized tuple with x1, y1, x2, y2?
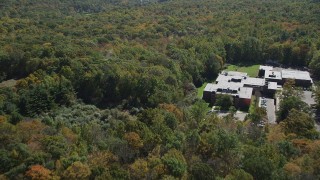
(302, 91, 316, 106)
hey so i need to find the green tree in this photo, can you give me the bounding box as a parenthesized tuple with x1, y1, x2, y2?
(208, 129, 238, 157)
(164, 112, 178, 130)
(203, 54, 222, 80)
(313, 83, 320, 109)
(129, 158, 148, 180)
(0, 149, 17, 173)
(215, 94, 233, 111)
(41, 136, 68, 159)
(107, 164, 130, 180)
(241, 37, 263, 63)
(190, 100, 208, 124)
(225, 169, 253, 180)
(277, 96, 309, 122)
(281, 109, 318, 139)
(249, 107, 267, 124)
(189, 162, 215, 180)
(162, 149, 187, 178)
(243, 146, 280, 180)
(19, 85, 55, 117)
(309, 50, 320, 78)
(277, 140, 300, 160)
(63, 161, 91, 180)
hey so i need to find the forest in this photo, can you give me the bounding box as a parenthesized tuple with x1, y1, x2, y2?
(1, 0, 320, 179)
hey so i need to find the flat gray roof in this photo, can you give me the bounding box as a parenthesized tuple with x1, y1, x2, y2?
(216, 74, 232, 82)
(243, 77, 265, 86)
(205, 83, 242, 92)
(268, 82, 278, 90)
(259, 65, 273, 71)
(265, 70, 282, 80)
(216, 74, 244, 83)
(213, 71, 266, 95)
(216, 81, 243, 91)
(205, 83, 252, 99)
(204, 83, 217, 92)
(281, 69, 312, 81)
(239, 87, 253, 99)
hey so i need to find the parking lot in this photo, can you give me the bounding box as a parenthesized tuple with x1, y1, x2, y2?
(259, 97, 276, 124)
(234, 111, 248, 121)
(260, 90, 316, 125)
(212, 107, 248, 121)
(302, 90, 316, 106)
(301, 90, 320, 131)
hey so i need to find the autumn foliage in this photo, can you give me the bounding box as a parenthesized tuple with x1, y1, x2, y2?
(25, 165, 55, 180)
(0, 0, 320, 179)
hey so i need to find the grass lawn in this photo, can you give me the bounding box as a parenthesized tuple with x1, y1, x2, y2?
(197, 83, 207, 98)
(226, 64, 260, 77)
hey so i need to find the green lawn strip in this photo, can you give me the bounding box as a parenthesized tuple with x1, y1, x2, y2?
(226, 64, 260, 77)
(197, 82, 207, 98)
(249, 95, 257, 114)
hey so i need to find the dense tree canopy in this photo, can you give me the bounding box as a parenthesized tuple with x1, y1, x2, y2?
(0, 0, 320, 179)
